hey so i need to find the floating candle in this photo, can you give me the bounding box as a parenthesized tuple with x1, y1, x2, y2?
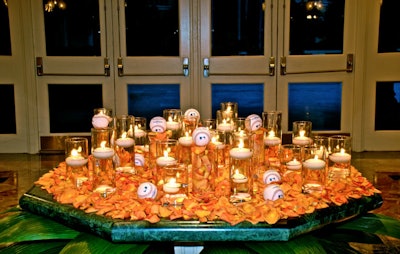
(156, 150, 177, 167)
(116, 132, 135, 148)
(212, 137, 225, 150)
(179, 132, 193, 146)
(286, 159, 302, 170)
(166, 116, 180, 130)
(232, 170, 248, 183)
(217, 119, 233, 132)
(329, 148, 351, 163)
(292, 130, 311, 145)
(163, 178, 181, 193)
(134, 125, 146, 138)
(303, 155, 326, 169)
(66, 147, 88, 167)
(264, 130, 282, 146)
(92, 141, 114, 159)
(230, 140, 252, 159)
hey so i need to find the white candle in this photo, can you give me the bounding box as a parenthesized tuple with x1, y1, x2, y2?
(230, 140, 252, 159)
(264, 130, 282, 146)
(292, 130, 311, 145)
(92, 141, 114, 159)
(163, 178, 181, 193)
(212, 138, 225, 150)
(116, 137, 134, 148)
(166, 117, 180, 130)
(217, 119, 233, 131)
(134, 125, 146, 138)
(156, 150, 177, 167)
(303, 155, 326, 169)
(329, 149, 351, 163)
(179, 132, 193, 146)
(232, 170, 248, 183)
(286, 159, 301, 170)
(66, 147, 88, 167)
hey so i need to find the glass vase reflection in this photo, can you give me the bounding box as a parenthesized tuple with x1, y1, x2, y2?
(91, 127, 116, 197)
(114, 115, 136, 174)
(161, 163, 188, 206)
(328, 135, 352, 180)
(65, 137, 89, 188)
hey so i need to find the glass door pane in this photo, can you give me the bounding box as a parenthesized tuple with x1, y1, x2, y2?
(44, 0, 100, 56)
(200, 0, 272, 75)
(0, 2, 11, 55)
(115, 0, 191, 117)
(33, 0, 107, 75)
(289, 0, 344, 55)
(378, 0, 400, 53)
(277, 0, 355, 133)
(125, 0, 179, 56)
(0, 0, 31, 152)
(211, 0, 264, 56)
(118, 0, 189, 75)
(199, 0, 275, 120)
(34, 0, 115, 140)
(363, 0, 400, 150)
(280, 0, 351, 74)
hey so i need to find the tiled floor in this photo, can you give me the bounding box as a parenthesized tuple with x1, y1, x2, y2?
(0, 152, 399, 220)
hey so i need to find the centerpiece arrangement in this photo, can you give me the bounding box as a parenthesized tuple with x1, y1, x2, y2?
(33, 103, 380, 226)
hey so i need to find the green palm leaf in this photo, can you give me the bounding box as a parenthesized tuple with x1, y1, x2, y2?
(336, 213, 400, 239)
(0, 209, 79, 244)
(60, 232, 149, 254)
(1, 208, 399, 253)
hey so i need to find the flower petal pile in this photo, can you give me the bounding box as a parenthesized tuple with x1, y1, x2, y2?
(35, 161, 380, 225)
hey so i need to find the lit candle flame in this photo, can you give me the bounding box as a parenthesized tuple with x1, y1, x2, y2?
(299, 130, 305, 137)
(268, 130, 275, 138)
(238, 140, 244, 149)
(70, 147, 82, 157)
(100, 141, 107, 148)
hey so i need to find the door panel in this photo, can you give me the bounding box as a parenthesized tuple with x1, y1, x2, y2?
(34, 0, 115, 142)
(116, 0, 190, 76)
(200, 0, 273, 76)
(363, 0, 400, 150)
(0, 0, 30, 152)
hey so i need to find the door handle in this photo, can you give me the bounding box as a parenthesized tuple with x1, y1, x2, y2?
(117, 57, 123, 77)
(203, 58, 209, 78)
(183, 57, 189, 76)
(269, 57, 275, 76)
